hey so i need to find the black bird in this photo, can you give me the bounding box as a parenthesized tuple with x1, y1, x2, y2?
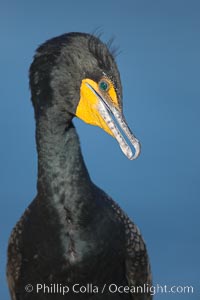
(7, 33, 152, 300)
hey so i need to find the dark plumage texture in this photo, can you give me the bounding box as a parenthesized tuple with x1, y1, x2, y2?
(7, 32, 152, 300)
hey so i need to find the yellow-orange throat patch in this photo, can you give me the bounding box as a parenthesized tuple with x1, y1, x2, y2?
(76, 78, 118, 137)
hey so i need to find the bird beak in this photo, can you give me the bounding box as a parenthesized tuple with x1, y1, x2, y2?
(85, 82, 141, 160)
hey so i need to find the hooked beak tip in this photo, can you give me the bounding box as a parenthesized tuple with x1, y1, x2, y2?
(129, 140, 141, 160)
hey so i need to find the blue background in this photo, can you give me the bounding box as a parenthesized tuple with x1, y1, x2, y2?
(1, 1, 200, 299)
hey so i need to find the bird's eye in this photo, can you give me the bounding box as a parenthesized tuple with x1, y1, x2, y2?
(99, 80, 109, 92)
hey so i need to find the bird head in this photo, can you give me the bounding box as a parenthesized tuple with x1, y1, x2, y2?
(30, 33, 140, 160)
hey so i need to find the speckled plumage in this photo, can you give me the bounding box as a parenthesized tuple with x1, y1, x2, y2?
(7, 32, 152, 300)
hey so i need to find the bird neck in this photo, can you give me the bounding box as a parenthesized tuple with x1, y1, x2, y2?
(35, 108, 92, 205)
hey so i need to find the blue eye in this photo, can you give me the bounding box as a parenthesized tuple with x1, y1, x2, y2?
(99, 80, 109, 92)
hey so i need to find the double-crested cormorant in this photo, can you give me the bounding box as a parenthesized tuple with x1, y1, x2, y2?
(7, 33, 152, 300)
